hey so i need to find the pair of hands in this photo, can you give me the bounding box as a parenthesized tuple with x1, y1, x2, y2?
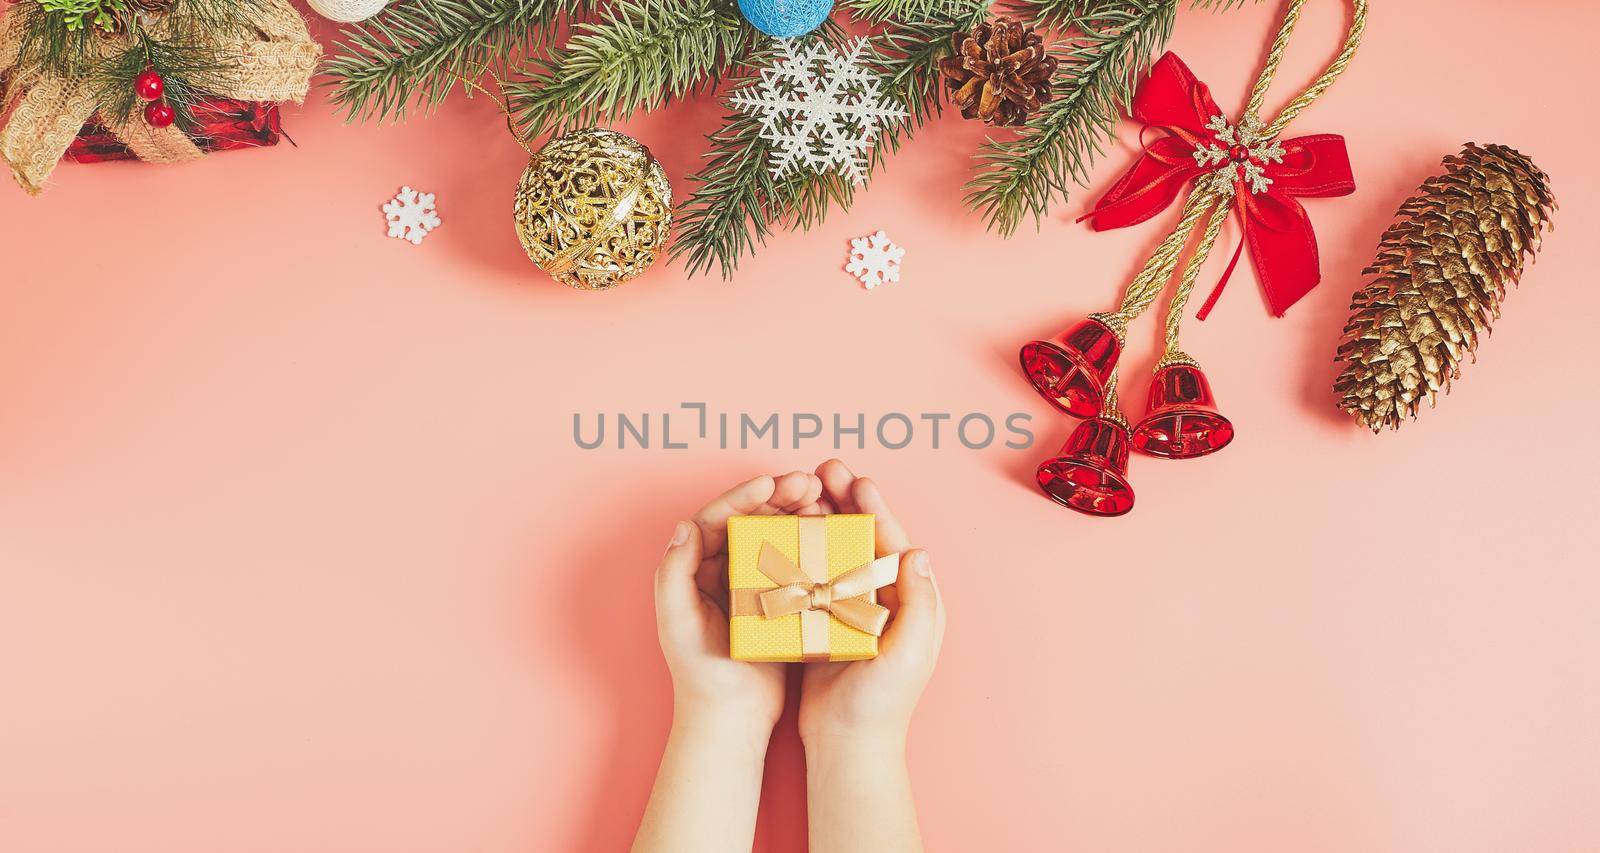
(653, 459, 946, 751)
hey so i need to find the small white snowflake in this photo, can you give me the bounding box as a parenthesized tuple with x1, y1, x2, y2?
(1192, 113, 1285, 197)
(731, 38, 908, 185)
(382, 186, 441, 245)
(845, 230, 903, 290)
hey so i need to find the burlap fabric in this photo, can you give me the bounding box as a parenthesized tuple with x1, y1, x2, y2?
(0, 0, 318, 195)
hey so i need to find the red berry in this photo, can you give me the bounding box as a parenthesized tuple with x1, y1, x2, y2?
(144, 101, 176, 128)
(135, 69, 164, 101)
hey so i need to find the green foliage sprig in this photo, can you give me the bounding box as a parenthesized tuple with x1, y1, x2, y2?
(507, 0, 752, 138)
(325, 0, 581, 122)
(848, 0, 977, 25)
(665, 27, 854, 280)
(965, 0, 1176, 236)
(13, 0, 253, 128)
(39, 0, 122, 33)
(966, 0, 1261, 236)
(669, 1, 986, 278)
(322, 0, 1258, 277)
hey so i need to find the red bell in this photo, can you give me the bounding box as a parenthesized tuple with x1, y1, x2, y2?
(1035, 417, 1136, 517)
(1019, 318, 1122, 418)
(1131, 363, 1235, 459)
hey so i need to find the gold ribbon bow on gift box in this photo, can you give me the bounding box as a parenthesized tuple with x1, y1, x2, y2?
(0, 0, 319, 195)
(730, 515, 900, 661)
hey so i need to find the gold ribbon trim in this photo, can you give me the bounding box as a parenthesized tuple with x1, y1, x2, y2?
(0, 0, 319, 195)
(542, 157, 650, 277)
(729, 517, 899, 661)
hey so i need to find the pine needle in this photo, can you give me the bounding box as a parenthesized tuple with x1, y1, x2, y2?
(964, 0, 1176, 236)
(1003, 0, 1096, 31)
(508, 0, 751, 138)
(667, 31, 851, 281)
(324, 0, 578, 122)
(844, 0, 976, 25)
(13, 0, 252, 128)
(92, 31, 235, 129)
(314, 0, 1260, 272)
(670, 8, 983, 280)
(968, 0, 1264, 236)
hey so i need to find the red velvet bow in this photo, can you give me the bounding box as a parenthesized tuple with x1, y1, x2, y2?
(1085, 52, 1355, 318)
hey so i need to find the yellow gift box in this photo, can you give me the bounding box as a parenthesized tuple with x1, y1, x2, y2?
(727, 514, 900, 662)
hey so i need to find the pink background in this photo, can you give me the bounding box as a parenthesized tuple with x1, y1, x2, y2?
(2, 2, 1596, 851)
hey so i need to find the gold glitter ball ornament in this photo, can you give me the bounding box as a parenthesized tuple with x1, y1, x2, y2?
(513, 128, 672, 291)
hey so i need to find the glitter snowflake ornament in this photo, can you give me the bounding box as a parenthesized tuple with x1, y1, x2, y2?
(845, 230, 903, 289)
(383, 186, 441, 245)
(1192, 113, 1286, 197)
(731, 39, 908, 184)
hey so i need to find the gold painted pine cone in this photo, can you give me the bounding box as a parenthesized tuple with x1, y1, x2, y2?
(938, 17, 1056, 127)
(1333, 143, 1555, 432)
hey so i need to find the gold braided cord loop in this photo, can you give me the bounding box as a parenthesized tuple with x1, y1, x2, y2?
(1154, 350, 1200, 371)
(446, 69, 538, 156)
(1094, 188, 1218, 416)
(1260, 0, 1368, 140)
(1243, 0, 1307, 119)
(1130, 0, 1368, 389)
(1099, 371, 1129, 425)
(1100, 186, 1221, 332)
(1161, 198, 1230, 362)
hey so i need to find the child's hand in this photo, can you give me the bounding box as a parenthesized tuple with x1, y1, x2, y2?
(638, 472, 826, 853)
(798, 459, 945, 750)
(654, 471, 825, 735)
(797, 460, 942, 852)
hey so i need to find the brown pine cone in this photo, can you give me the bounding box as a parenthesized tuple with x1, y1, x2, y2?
(1333, 143, 1555, 432)
(938, 17, 1056, 127)
(127, 0, 174, 11)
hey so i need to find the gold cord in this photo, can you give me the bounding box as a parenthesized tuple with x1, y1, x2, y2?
(1097, 0, 1368, 419)
(447, 68, 537, 156)
(1259, 0, 1369, 140)
(1160, 199, 1229, 365)
(1099, 372, 1129, 426)
(1092, 186, 1221, 339)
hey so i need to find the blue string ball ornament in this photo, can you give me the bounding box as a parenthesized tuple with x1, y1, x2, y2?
(737, 0, 833, 38)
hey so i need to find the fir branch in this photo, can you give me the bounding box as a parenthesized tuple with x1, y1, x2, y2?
(507, 0, 749, 138)
(671, 7, 983, 279)
(1006, 0, 1252, 35)
(872, 4, 986, 127)
(324, 0, 577, 122)
(972, 0, 1264, 234)
(92, 26, 235, 129)
(964, 0, 1175, 236)
(169, 0, 256, 38)
(843, 0, 973, 25)
(14, 2, 104, 77)
(1005, 0, 1100, 31)
(14, 0, 249, 128)
(18, 0, 252, 76)
(667, 35, 838, 281)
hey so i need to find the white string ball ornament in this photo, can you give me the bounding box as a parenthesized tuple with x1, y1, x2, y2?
(305, 0, 389, 23)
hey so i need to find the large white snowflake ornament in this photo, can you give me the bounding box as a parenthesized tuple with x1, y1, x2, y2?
(845, 230, 904, 289)
(731, 39, 908, 185)
(382, 186, 441, 245)
(1192, 113, 1286, 197)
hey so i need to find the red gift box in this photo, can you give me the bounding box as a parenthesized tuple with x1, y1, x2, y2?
(65, 99, 288, 164)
